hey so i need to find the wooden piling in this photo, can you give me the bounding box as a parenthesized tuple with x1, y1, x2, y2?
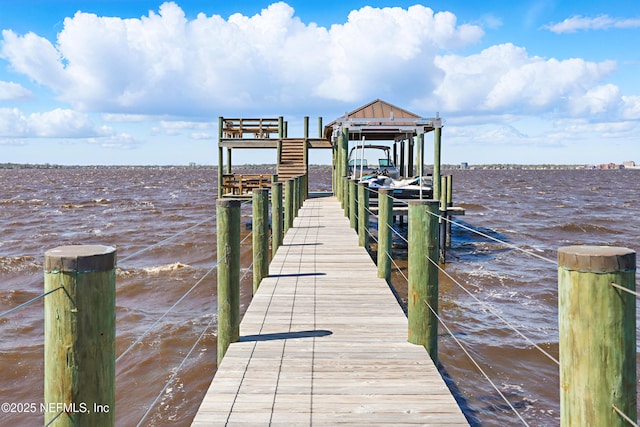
(407, 138, 414, 177)
(293, 176, 299, 218)
(349, 179, 358, 230)
(342, 128, 349, 189)
(377, 189, 392, 283)
(335, 134, 344, 201)
(439, 175, 447, 263)
(399, 140, 405, 177)
(44, 245, 116, 427)
(284, 179, 293, 234)
(358, 182, 369, 250)
(303, 117, 310, 199)
(558, 246, 636, 427)
(271, 182, 283, 256)
(216, 199, 241, 365)
(446, 174, 453, 247)
(408, 200, 440, 362)
(433, 127, 442, 201)
(342, 177, 349, 217)
(217, 117, 224, 198)
(252, 189, 269, 294)
(297, 175, 303, 211)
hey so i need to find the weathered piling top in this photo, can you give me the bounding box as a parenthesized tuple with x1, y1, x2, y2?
(192, 196, 468, 425)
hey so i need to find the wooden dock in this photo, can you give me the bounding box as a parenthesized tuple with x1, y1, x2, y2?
(192, 196, 469, 426)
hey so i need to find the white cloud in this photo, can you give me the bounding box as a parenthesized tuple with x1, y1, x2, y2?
(620, 96, 640, 120)
(151, 120, 213, 136)
(568, 84, 621, 116)
(544, 15, 640, 33)
(0, 1, 637, 163)
(0, 31, 68, 91)
(0, 2, 483, 114)
(0, 107, 111, 138)
(432, 43, 617, 115)
(102, 113, 156, 123)
(0, 81, 33, 100)
(87, 133, 140, 149)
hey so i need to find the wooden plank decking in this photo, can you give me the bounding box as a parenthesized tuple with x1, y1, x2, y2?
(192, 196, 469, 426)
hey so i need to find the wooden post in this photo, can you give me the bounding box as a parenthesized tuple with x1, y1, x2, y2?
(342, 127, 349, 185)
(417, 133, 424, 178)
(393, 143, 398, 169)
(284, 179, 293, 234)
(252, 189, 269, 294)
(216, 199, 241, 364)
(335, 133, 343, 201)
(408, 138, 414, 177)
(408, 200, 439, 362)
(293, 176, 300, 216)
(439, 175, 447, 263)
(558, 246, 636, 427)
(446, 174, 453, 247)
(349, 179, 358, 230)
(226, 148, 232, 174)
(343, 177, 350, 217)
(44, 245, 116, 427)
(218, 117, 224, 198)
(400, 140, 405, 177)
(332, 140, 337, 196)
(318, 117, 323, 138)
(271, 182, 283, 256)
(358, 182, 369, 250)
(433, 127, 442, 201)
(300, 174, 307, 206)
(277, 139, 282, 168)
(292, 176, 298, 218)
(377, 189, 392, 283)
(303, 116, 309, 199)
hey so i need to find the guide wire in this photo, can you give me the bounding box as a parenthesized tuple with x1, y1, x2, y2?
(136, 314, 216, 427)
(115, 265, 216, 365)
(423, 296, 532, 427)
(120, 214, 215, 263)
(0, 286, 63, 318)
(425, 254, 560, 366)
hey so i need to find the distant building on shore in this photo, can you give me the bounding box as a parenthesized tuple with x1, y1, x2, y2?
(594, 161, 639, 170)
(596, 162, 623, 169)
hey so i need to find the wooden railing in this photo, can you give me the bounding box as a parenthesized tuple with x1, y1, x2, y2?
(221, 118, 280, 139)
(221, 174, 272, 196)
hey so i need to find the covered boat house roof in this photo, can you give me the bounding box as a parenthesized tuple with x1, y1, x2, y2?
(324, 99, 441, 142)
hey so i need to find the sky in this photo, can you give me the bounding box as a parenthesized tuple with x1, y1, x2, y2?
(0, 0, 639, 166)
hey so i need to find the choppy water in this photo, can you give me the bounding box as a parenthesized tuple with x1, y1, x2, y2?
(0, 166, 637, 426)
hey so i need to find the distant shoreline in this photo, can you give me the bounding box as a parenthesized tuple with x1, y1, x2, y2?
(1, 163, 636, 171)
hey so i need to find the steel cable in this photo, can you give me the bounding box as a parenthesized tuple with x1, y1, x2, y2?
(425, 254, 560, 366)
(115, 264, 216, 365)
(423, 298, 531, 427)
(120, 214, 216, 263)
(135, 314, 215, 427)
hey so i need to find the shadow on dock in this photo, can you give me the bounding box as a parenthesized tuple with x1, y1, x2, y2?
(269, 272, 327, 278)
(239, 329, 333, 342)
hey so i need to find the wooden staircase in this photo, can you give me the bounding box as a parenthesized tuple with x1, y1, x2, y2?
(277, 139, 306, 182)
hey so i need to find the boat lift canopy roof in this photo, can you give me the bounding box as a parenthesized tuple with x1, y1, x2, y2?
(324, 99, 442, 142)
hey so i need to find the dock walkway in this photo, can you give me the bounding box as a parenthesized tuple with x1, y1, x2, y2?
(192, 196, 468, 426)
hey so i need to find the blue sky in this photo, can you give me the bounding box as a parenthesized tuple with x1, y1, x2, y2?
(1, 1, 639, 165)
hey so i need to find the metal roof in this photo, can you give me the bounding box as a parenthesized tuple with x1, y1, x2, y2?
(324, 99, 441, 141)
